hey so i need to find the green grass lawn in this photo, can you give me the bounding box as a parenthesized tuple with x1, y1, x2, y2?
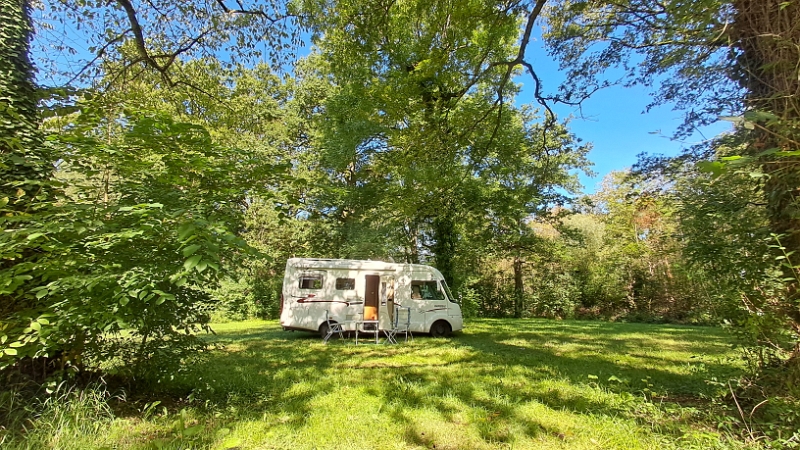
(10, 319, 754, 449)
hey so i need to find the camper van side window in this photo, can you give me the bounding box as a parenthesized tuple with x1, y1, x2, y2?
(335, 278, 355, 290)
(410, 280, 444, 300)
(299, 274, 324, 290)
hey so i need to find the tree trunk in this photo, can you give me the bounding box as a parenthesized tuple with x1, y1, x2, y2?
(733, 0, 800, 358)
(0, 0, 47, 198)
(513, 256, 524, 318)
(405, 219, 420, 264)
(432, 215, 457, 284)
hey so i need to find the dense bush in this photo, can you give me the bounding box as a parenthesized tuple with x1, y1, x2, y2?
(210, 274, 283, 322)
(1, 103, 264, 378)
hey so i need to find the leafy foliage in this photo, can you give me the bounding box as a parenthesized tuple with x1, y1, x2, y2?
(34, 0, 302, 87)
(544, 0, 741, 135)
(544, 0, 800, 432)
(2, 0, 796, 439)
(295, 3, 593, 294)
(0, 95, 273, 377)
(1, 0, 48, 188)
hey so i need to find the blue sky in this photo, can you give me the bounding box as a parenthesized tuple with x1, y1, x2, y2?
(518, 34, 731, 194)
(551, 82, 731, 193)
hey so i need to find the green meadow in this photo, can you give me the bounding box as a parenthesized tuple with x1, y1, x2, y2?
(5, 319, 752, 449)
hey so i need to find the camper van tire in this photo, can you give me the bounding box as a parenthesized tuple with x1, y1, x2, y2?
(319, 322, 331, 339)
(430, 320, 452, 338)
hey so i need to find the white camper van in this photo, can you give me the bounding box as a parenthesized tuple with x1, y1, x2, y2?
(280, 258, 463, 337)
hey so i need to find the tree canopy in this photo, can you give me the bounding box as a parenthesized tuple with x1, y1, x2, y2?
(2, 0, 800, 440)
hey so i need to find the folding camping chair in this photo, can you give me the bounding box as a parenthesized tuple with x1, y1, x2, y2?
(384, 305, 413, 344)
(322, 310, 346, 344)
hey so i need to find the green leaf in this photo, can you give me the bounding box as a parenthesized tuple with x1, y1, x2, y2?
(183, 425, 204, 437)
(0, 197, 8, 207)
(184, 255, 202, 270)
(697, 161, 726, 177)
(178, 224, 196, 241)
(30, 321, 41, 331)
(196, 261, 208, 273)
(182, 244, 202, 257)
(27, 232, 45, 241)
(756, 148, 781, 157)
(4, 348, 18, 356)
(120, 297, 130, 306)
(719, 115, 744, 124)
(744, 110, 779, 122)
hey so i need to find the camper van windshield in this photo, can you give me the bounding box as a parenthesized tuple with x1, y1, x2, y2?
(411, 280, 444, 300)
(441, 280, 456, 303)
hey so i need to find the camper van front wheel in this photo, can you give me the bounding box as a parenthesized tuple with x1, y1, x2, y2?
(319, 322, 331, 339)
(430, 320, 452, 338)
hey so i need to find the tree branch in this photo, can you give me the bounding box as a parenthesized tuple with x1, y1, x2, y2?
(114, 0, 220, 88)
(496, 0, 549, 117)
(115, 0, 166, 77)
(214, 0, 296, 24)
(66, 31, 131, 86)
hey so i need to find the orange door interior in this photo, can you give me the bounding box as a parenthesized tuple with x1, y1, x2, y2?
(364, 275, 380, 320)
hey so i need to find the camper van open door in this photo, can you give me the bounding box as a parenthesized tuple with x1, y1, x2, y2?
(364, 275, 380, 322)
(379, 278, 395, 331)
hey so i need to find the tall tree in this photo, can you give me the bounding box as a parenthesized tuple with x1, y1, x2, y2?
(1, 0, 49, 199)
(730, 1, 800, 257)
(302, 1, 589, 285)
(544, 0, 800, 380)
(0, 0, 59, 373)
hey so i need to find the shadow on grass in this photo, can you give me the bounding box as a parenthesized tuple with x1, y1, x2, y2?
(127, 319, 741, 448)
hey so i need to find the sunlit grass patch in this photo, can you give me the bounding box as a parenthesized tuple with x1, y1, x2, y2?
(2, 318, 752, 449)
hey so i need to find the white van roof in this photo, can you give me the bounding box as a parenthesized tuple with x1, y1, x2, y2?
(286, 258, 440, 274)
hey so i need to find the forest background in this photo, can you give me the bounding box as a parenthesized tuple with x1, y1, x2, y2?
(2, 0, 800, 443)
